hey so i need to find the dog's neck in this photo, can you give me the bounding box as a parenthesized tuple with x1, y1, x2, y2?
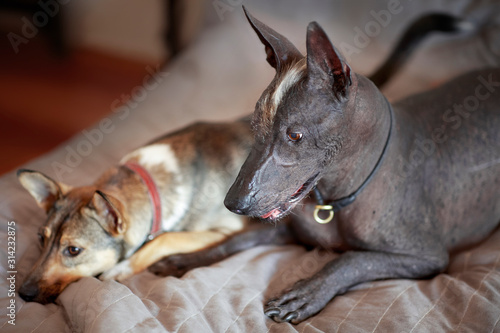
(315, 74, 393, 204)
(97, 166, 156, 257)
(123, 162, 162, 237)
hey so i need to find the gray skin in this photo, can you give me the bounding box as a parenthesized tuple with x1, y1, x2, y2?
(223, 10, 500, 324)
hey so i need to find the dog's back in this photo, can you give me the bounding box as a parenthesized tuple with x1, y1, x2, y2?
(393, 68, 500, 251)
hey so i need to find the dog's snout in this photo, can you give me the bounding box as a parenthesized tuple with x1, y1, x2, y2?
(224, 179, 255, 215)
(19, 282, 40, 302)
(225, 147, 268, 216)
(224, 195, 251, 215)
(225, 169, 255, 215)
(231, 207, 246, 215)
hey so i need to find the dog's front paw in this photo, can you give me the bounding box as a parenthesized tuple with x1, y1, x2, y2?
(264, 277, 334, 324)
(100, 260, 134, 282)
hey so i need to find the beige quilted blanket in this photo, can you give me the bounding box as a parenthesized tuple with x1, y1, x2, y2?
(1, 0, 499, 331)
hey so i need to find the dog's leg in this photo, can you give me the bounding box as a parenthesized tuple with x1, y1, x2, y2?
(265, 249, 448, 324)
(99, 230, 232, 281)
(149, 222, 295, 277)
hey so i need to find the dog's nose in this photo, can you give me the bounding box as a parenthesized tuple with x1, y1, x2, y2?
(19, 283, 39, 302)
(224, 196, 251, 215)
(231, 207, 246, 215)
(225, 154, 261, 215)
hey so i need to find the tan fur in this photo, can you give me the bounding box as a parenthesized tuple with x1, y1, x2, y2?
(42, 248, 118, 286)
(100, 231, 230, 281)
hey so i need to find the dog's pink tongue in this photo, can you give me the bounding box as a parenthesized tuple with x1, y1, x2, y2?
(291, 184, 304, 199)
(294, 184, 304, 195)
(261, 208, 281, 219)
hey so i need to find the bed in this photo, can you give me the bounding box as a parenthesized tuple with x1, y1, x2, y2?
(1, 0, 500, 331)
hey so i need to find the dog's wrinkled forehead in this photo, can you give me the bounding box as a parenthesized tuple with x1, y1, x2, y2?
(252, 58, 307, 136)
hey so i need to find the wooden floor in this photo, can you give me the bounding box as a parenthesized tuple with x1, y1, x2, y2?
(0, 38, 157, 176)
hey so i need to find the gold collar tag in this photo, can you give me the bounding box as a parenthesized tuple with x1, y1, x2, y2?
(314, 205, 334, 224)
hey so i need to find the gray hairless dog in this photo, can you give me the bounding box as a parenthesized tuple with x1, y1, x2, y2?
(222, 8, 500, 324)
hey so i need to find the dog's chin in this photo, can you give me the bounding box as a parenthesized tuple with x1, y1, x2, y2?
(259, 173, 319, 221)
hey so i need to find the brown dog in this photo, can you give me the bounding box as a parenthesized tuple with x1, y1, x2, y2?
(17, 119, 254, 303)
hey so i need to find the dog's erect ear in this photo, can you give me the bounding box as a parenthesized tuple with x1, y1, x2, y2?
(306, 22, 351, 98)
(89, 191, 125, 236)
(17, 169, 67, 213)
(243, 6, 303, 72)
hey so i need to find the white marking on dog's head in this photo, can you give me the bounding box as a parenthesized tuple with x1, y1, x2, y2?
(272, 59, 307, 109)
(255, 59, 307, 134)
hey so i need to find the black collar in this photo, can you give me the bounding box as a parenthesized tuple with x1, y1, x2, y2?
(312, 99, 394, 222)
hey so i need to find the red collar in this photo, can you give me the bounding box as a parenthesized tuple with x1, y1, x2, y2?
(123, 162, 162, 239)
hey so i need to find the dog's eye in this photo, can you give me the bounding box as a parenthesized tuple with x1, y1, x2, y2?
(65, 246, 83, 257)
(287, 132, 303, 142)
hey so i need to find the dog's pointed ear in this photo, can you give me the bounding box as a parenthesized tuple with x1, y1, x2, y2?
(89, 191, 125, 236)
(17, 169, 69, 213)
(306, 22, 352, 98)
(243, 6, 303, 72)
